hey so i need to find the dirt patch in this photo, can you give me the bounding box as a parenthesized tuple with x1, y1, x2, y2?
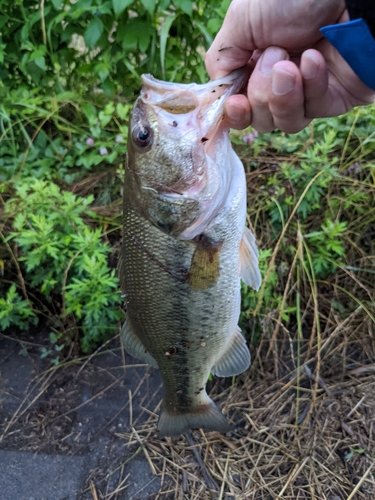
(0, 330, 164, 499)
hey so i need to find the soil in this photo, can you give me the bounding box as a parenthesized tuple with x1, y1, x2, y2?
(0, 328, 165, 500)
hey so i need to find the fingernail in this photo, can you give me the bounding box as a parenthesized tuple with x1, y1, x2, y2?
(259, 48, 286, 76)
(272, 68, 295, 95)
(302, 52, 319, 80)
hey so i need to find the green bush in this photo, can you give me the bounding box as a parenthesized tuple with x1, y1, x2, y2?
(1, 0, 228, 96)
(238, 107, 375, 341)
(4, 179, 123, 353)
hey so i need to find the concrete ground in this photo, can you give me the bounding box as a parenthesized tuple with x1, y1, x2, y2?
(0, 331, 165, 500)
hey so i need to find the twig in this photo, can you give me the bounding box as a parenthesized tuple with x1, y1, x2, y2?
(40, 0, 47, 45)
(133, 427, 157, 475)
(89, 481, 99, 500)
(0, 235, 29, 302)
(346, 462, 374, 500)
(304, 365, 333, 397)
(347, 396, 366, 418)
(218, 455, 230, 500)
(184, 432, 219, 491)
(276, 456, 309, 499)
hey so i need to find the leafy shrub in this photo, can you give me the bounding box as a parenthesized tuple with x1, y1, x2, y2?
(1, 0, 374, 363)
(0, 0, 231, 357)
(0, 284, 38, 330)
(4, 179, 123, 353)
(1, 0, 228, 96)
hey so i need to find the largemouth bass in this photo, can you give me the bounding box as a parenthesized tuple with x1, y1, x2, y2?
(119, 69, 261, 438)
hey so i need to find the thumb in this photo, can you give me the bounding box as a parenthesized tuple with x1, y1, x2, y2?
(205, 0, 256, 79)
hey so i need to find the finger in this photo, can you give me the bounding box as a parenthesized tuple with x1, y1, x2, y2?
(300, 49, 330, 118)
(301, 45, 375, 118)
(247, 47, 290, 132)
(223, 95, 251, 130)
(269, 61, 311, 133)
(205, 0, 255, 79)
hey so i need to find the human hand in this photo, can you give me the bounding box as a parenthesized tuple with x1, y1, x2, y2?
(205, 0, 375, 133)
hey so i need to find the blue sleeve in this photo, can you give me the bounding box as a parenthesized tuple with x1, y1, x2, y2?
(320, 18, 375, 91)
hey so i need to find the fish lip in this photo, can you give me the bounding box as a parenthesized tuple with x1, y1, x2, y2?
(140, 66, 250, 106)
(141, 66, 249, 94)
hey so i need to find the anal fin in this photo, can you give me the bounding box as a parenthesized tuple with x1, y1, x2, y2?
(211, 326, 250, 377)
(121, 317, 158, 369)
(240, 226, 261, 291)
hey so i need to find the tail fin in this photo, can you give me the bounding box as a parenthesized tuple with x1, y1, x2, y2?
(158, 394, 232, 438)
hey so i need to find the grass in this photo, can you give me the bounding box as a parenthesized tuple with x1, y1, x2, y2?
(1, 298, 374, 499)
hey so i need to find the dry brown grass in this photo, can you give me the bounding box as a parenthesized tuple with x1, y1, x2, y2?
(117, 305, 375, 500)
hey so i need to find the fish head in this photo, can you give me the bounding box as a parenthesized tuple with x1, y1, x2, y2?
(126, 68, 249, 237)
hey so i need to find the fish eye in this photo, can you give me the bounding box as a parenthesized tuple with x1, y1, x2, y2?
(133, 125, 153, 148)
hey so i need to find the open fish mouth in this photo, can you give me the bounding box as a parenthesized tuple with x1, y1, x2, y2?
(139, 67, 250, 136)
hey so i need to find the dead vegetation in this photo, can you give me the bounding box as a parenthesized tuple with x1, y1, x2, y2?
(110, 299, 375, 500)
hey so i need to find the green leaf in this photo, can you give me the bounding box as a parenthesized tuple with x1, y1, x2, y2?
(34, 56, 47, 71)
(50, 332, 58, 343)
(206, 18, 222, 36)
(140, 0, 156, 16)
(81, 103, 98, 124)
(116, 103, 130, 120)
(102, 78, 116, 96)
(51, 0, 64, 9)
(120, 23, 138, 50)
(112, 0, 134, 18)
(194, 20, 213, 46)
(95, 62, 110, 82)
(160, 15, 177, 78)
(84, 17, 104, 49)
(55, 91, 77, 100)
(173, 0, 193, 16)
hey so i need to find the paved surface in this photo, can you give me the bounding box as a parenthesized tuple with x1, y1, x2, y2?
(0, 331, 164, 499)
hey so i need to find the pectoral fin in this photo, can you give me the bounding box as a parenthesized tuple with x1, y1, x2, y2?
(240, 226, 261, 291)
(189, 235, 223, 290)
(121, 317, 158, 369)
(211, 326, 250, 377)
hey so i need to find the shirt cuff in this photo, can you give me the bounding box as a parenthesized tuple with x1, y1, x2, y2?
(320, 18, 375, 91)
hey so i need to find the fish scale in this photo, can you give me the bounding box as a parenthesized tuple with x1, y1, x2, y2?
(119, 69, 261, 437)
